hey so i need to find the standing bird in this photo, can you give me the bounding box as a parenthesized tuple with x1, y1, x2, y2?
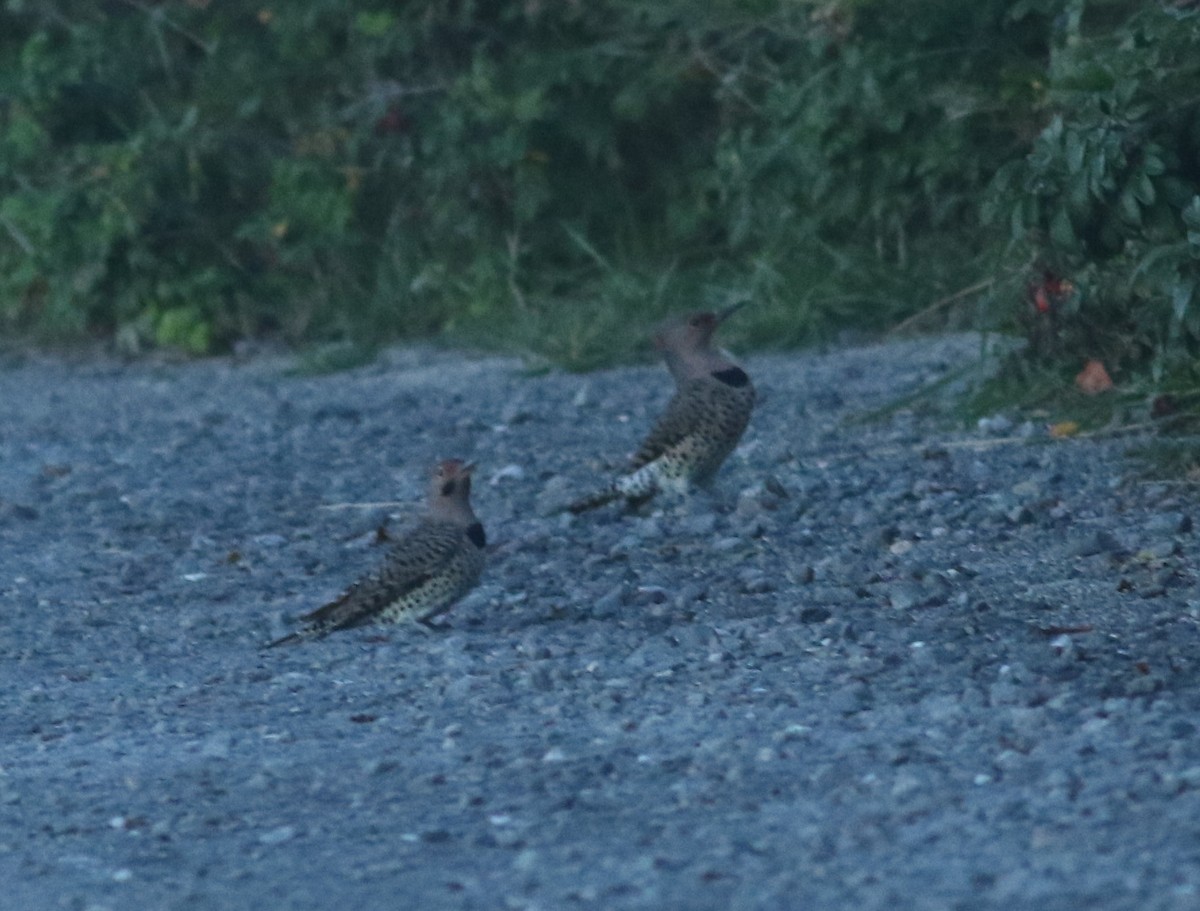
(267, 459, 486, 646)
(568, 303, 755, 513)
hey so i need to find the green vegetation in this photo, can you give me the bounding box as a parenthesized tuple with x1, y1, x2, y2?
(0, 0, 1197, 390)
(985, 1, 1200, 385)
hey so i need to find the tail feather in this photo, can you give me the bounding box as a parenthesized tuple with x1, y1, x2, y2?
(264, 619, 342, 647)
(567, 461, 669, 514)
(264, 630, 307, 649)
(264, 598, 351, 648)
(265, 614, 355, 648)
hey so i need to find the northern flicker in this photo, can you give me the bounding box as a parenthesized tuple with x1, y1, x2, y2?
(267, 459, 486, 646)
(568, 303, 755, 513)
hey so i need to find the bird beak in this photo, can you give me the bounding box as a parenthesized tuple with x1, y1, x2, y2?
(460, 462, 477, 476)
(716, 299, 749, 324)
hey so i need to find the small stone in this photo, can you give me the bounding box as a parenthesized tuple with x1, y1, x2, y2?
(1142, 540, 1177, 560)
(199, 733, 232, 760)
(592, 584, 626, 613)
(363, 759, 400, 776)
(977, 414, 1013, 435)
(735, 488, 766, 519)
(678, 512, 717, 536)
(536, 475, 575, 516)
(1006, 505, 1034, 525)
(888, 582, 923, 611)
(1070, 530, 1121, 558)
(633, 518, 663, 540)
(633, 585, 670, 605)
(778, 724, 812, 741)
(738, 570, 773, 594)
(1145, 512, 1187, 535)
(513, 848, 540, 872)
(1011, 479, 1041, 498)
(799, 606, 831, 624)
(258, 825, 297, 845)
(489, 464, 525, 485)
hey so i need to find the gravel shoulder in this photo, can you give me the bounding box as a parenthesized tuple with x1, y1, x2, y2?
(2, 335, 1199, 910)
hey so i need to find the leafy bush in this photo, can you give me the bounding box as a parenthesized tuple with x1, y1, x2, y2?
(1, 0, 1195, 382)
(985, 0, 1200, 384)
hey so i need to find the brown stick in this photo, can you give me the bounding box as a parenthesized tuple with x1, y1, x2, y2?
(888, 278, 996, 336)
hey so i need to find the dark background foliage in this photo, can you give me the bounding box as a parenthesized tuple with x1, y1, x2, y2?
(1, 0, 1197, 383)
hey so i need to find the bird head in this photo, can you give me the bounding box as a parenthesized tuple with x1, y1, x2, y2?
(653, 302, 746, 381)
(429, 459, 477, 520)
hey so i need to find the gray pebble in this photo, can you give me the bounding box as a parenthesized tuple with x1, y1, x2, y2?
(4, 335, 1198, 911)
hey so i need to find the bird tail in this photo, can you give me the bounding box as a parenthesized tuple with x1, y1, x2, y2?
(567, 462, 668, 514)
(264, 584, 372, 648)
(264, 629, 310, 648)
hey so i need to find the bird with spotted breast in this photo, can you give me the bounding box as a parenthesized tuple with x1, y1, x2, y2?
(568, 303, 755, 513)
(267, 459, 486, 646)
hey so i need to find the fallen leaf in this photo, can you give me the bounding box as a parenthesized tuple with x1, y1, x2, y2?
(1048, 420, 1080, 438)
(1075, 359, 1114, 394)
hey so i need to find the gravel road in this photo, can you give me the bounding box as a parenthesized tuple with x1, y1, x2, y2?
(2, 334, 1199, 911)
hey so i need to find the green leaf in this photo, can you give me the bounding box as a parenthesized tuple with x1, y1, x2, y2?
(1172, 281, 1193, 324)
(1133, 170, 1155, 206)
(155, 306, 212, 355)
(1050, 208, 1076, 248)
(354, 11, 394, 38)
(1065, 130, 1085, 174)
(1183, 196, 1200, 231)
(1086, 148, 1108, 197)
(1119, 189, 1141, 224)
